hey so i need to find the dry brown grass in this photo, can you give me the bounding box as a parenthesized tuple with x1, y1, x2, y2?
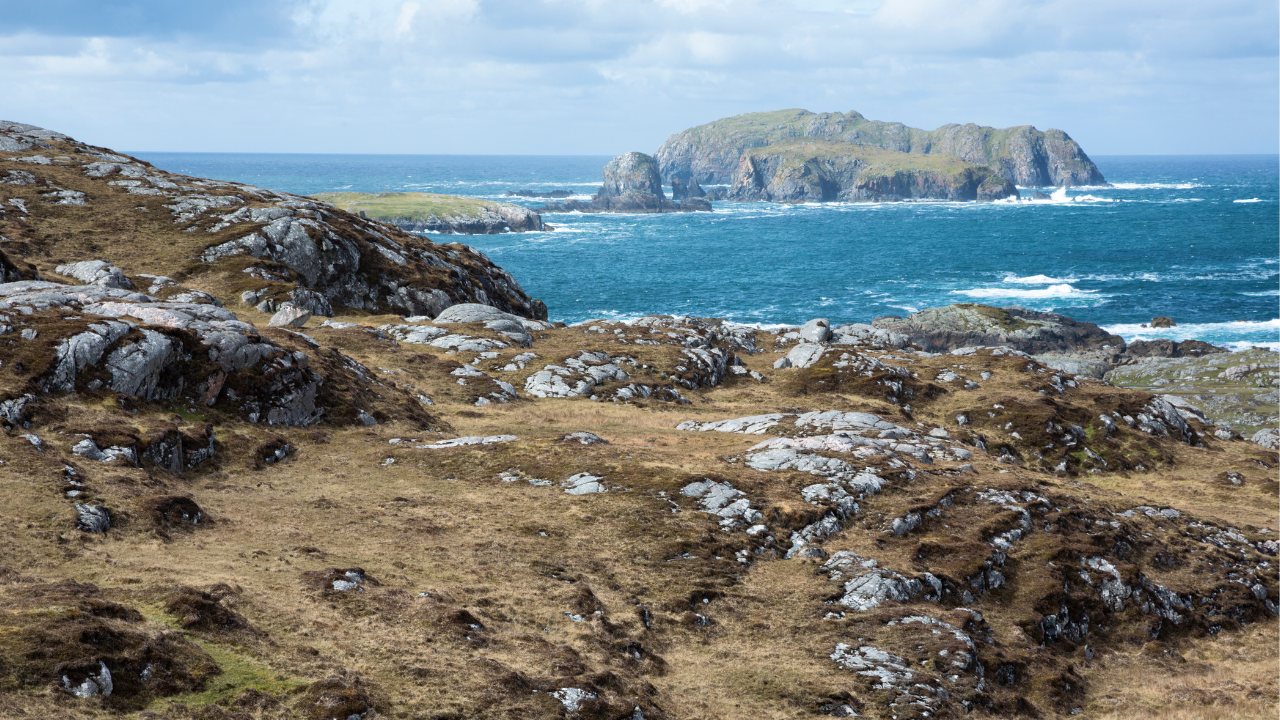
(0, 315, 1275, 719)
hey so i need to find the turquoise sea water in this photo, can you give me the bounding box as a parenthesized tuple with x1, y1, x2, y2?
(137, 152, 1279, 349)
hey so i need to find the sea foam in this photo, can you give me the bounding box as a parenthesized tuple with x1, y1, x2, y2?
(1103, 318, 1280, 348)
(953, 283, 1096, 299)
(1002, 273, 1078, 284)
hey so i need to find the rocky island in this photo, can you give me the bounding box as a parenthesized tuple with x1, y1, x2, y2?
(657, 108, 1107, 188)
(312, 191, 546, 234)
(0, 121, 1275, 720)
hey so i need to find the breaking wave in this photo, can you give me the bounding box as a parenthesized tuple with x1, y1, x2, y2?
(1104, 318, 1280, 348)
(952, 283, 1096, 299)
(1001, 273, 1078, 285)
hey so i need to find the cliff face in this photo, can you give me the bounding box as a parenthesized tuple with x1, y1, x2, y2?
(657, 108, 1105, 187)
(0, 122, 545, 320)
(729, 141, 1019, 202)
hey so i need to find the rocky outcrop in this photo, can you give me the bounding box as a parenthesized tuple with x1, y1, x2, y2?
(873, 304, 1125, 355)
(0, 121, 546, 320)
(1105, 347, 1279, 438)
(656, 108, 1105, 187)
(312, 191, 546, 234)
(729, 141, 1018, 202)
(0, 279, 324, 425)
(547, 152, 711, 213)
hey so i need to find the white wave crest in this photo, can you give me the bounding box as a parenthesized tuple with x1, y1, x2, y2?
(1101, 182, 1204, 190)
(952, 283, 1096, 299)
(1234, 197, 1264, 204)
(993, 187, 1115, 205)
(1224, 341, 1280, 352)
(1002, 273, 1078, 285)
(1103, 318, 1280, 346)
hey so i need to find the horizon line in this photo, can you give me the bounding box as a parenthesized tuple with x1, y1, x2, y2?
(127, 150, 1280, 159)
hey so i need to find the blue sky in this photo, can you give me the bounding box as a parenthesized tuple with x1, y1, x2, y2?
(0, 0, 1276, 155)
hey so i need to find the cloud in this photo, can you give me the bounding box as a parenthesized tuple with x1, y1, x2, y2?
(0, 0, 1273, 154)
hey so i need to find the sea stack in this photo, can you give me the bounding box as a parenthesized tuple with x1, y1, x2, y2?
(549, 151, 711, 212)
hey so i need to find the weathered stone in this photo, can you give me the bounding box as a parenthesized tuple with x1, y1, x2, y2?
(55, 260, 133, 289)
(409, 435, 517, 449)
(875, 304, 1125, 354)
(773, 342, 826, 369)
(563, 473, 606, 495)
(75, 504, 110, 533)
(561, 431, 607, 445)
(676, 413, 785, 435)
(1251, 427, 1279, 450)
(268, 303, 311, 328)
(797, 318, 833, 343)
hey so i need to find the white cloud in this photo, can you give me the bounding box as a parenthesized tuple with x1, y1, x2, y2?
(0, 0, 1273, 154)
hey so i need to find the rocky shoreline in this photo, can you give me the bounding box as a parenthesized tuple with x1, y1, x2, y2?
(0, 121, 1275, 720)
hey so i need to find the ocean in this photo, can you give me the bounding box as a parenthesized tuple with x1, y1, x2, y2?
(136, 152, 1279, 350)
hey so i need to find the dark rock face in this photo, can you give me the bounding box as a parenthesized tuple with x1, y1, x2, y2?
(656, 108, 1106, 187)
(873, 304, 1125, 354)
(547, 152, 711, 213)
(671, 175, 706, 201)
(728, 141, 1019, 202)
(1125, 339, 1225, 358)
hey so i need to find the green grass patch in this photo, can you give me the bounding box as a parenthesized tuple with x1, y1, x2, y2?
(157, 638, 306, 709)
(137, 604, 306, 710)
(742, 140, 978, 175)
(312, 191, 516, 222)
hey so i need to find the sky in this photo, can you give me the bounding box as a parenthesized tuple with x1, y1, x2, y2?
(0, 0, 1276, 155)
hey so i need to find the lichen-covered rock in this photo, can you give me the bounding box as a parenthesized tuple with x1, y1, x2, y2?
(1252, 427, 1280, 450)
(0, 121, 547, 321)
(268, 303, 311, 328)
(0, 279, 324, 425)
(55, 260, 133, 289)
